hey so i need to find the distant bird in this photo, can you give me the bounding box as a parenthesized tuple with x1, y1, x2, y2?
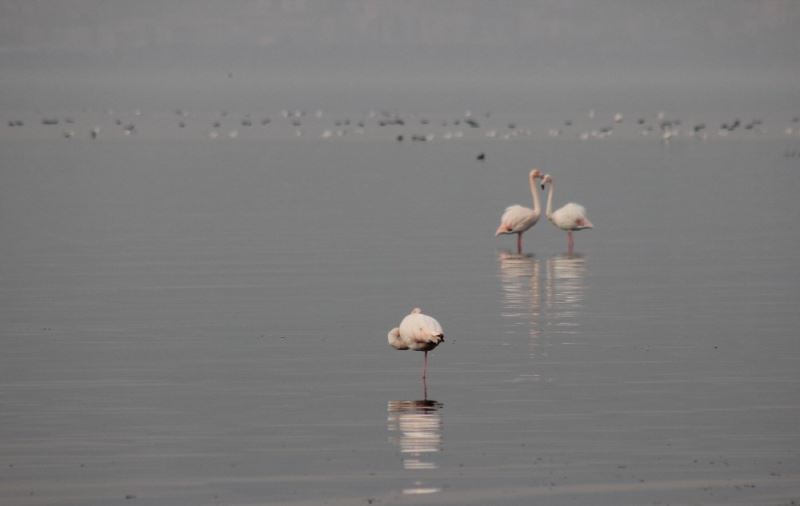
(388, 308, 445, 381)
(477, 152, 485, 161)
(542, 174, 593, 254)
(495, 169, 544, 254)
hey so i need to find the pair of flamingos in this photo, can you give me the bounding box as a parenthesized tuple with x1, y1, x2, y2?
(495, 168, 593, 255)
(389, 169, 593, 383)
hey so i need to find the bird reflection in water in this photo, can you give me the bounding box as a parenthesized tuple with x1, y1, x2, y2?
(387, 399, 444, 495)
(545, 253, 587, 335)
(497, 251, 589, 373)
(497, 250, 542, 344)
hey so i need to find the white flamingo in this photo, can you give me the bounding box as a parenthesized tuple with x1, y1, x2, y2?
(542, 174, 593, 254)
(495, 169, 544, 254)
(388, 308, 444, 381)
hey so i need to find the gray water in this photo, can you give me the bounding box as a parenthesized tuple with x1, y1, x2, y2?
(1, 129, 799, 505)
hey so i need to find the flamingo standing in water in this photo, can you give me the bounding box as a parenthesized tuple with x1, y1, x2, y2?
(388, 308, 444, 381)
(542, 174, 593, 254)
(495, 169, 544, 253)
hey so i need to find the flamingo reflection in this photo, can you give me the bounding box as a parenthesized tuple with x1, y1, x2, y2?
(497, 251, 542, 343)
(387, 400, 443, 495)
(497, 251, 589, 369)
(545, 254, 587, 335)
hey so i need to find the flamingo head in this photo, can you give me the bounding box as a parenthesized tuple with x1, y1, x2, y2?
(541, 174, 553, 190)
(529, 168, 544, 181)
(411, 307, 423, 315)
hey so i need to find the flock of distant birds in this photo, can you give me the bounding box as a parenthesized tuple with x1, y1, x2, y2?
(5, 107, 800, 144)
(390, 166, 592, 388)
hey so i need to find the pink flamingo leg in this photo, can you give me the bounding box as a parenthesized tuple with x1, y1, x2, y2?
(567, 231, 574, 255)
(516, 233, 522, 254)
(422, 351, 428, 380)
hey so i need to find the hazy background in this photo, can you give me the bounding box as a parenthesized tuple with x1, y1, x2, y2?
(0, 1, 798, 113)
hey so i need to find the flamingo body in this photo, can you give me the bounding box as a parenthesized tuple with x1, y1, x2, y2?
(388, 308, 444, 352)
(495, 205, 539, 236)
(550, 202, 594, 231)
(388, 308, 444, 380)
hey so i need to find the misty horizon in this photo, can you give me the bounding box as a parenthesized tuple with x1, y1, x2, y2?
(0, 1, 798, 79)
(0, 2, 798, 118)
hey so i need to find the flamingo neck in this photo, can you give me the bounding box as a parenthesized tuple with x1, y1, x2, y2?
(545, 181, 555, 220)
(530, 176, 542, 216)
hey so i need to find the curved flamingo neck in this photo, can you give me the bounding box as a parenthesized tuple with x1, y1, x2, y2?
(529, 176, 542, 216)
(545, 180, 555, 220)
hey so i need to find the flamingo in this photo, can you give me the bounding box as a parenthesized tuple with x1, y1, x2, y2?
(388, 308, 444, 381)
(542, 174, 593, 254)
(495, 169, 544, 254)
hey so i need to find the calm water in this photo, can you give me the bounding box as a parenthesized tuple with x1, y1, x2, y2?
(1, 131, 799, 505)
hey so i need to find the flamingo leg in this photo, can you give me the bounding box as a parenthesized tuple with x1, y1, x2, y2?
(422, 351, 428, 380)
(567, 231, 574, 255)
(422, 376, 428, 401)
(516, 233, 522, 254)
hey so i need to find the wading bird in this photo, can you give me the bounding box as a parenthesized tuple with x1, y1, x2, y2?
(495, 169, 544, 254)
(388, 308, 444, 381)
(542, 174, 593, 254)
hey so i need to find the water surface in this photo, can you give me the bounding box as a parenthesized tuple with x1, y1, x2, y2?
(1, 130, 799, 504)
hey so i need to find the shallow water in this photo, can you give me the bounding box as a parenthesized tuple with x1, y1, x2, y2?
(1, 131, 799, 504)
